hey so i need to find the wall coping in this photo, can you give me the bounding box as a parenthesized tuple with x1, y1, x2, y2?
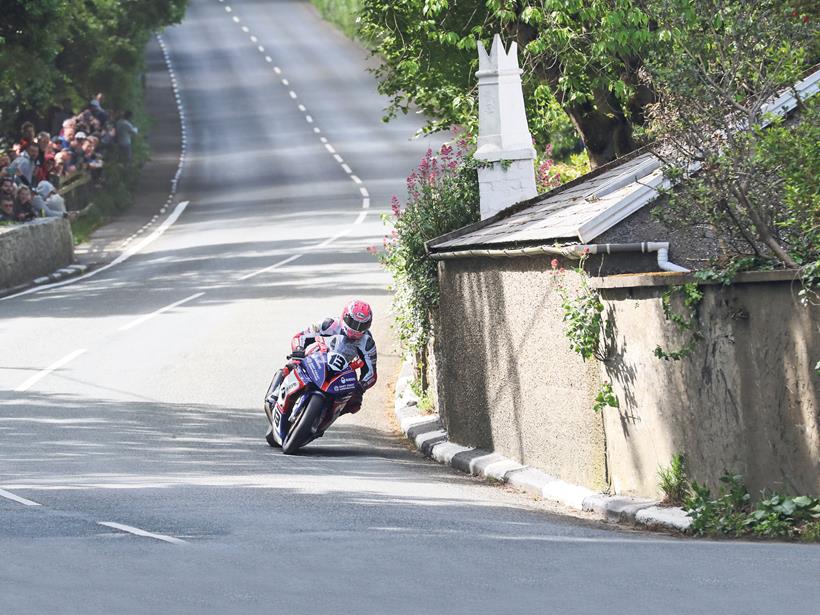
(590, 269, 802, 290)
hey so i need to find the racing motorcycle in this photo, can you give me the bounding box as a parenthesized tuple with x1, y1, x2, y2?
(263, 335, 362, 454)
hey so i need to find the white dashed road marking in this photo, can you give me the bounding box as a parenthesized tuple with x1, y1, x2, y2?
(118, 293, 206, 332)
(0, 489, 42, 507)
(15, 348, 88, 392)
(99, 522, 187, 545)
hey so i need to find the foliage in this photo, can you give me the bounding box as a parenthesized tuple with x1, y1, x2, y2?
(359, 0, 665, 167)
(644, 0, 819, 271)
(0, 0, 187, 135)
(376, 138, 480, 382)
(653, 283, 703, 361)
(552, 257, 618, 412)
(657, 453, 690, 506)
(685, 472, 820, 541)
(554, 259, 611, 363)
(592, 382, 619, 414)
(308, 0, 362, 40)
(535, 146, 590, 194)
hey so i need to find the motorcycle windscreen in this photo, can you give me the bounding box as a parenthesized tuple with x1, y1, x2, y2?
(302, 353, 326, 385)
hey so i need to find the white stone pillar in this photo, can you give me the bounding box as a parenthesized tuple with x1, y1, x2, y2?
(474, 34, 537, 219)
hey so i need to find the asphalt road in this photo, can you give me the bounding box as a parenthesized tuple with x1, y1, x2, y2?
(1, 1, 818, 613)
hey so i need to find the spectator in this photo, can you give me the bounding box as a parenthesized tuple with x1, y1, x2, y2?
(35, 132, 51, 166)
(33, 181, 69, 218)
(69, 132, 88, 169)
(115, 110, 139, 161)
(0, 176, 16, 201)
(14, 185, 36, 221)
(8, 142, 39, 186)
(19, 122, 36, 149)
(89, 93, 109, 124)
(34, 153, 56, 185)
(0, 196, 16, 222)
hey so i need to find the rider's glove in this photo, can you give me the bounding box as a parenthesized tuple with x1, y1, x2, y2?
(290, 347, 305, 359)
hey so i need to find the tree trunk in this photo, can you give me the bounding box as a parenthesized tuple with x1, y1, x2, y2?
(565, 95, 637, 168)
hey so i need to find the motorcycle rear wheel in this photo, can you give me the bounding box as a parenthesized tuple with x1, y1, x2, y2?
(282, 394, 325, 455)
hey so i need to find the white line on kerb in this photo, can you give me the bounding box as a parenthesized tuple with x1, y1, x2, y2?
(0, 488, 41, 506)
(239, 254, 303, 281)
(118, 292, 205, 332)
(0, 201, 191, 302)
(15, 348, 88, 392)
(99, 522, 186, 545)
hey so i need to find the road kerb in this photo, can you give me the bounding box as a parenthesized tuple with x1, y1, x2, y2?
(393, 359, 692, 533)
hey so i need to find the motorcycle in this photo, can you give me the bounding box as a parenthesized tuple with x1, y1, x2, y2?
(263, 335, 362, 454)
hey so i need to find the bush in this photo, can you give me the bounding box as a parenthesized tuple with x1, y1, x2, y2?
(376, 139, 480, 385)
(684, 472, 820, 541)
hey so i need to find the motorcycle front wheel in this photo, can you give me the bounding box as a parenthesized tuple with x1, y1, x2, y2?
(282, 394, 325, 455)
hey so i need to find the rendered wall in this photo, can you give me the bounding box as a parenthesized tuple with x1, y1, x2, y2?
(596, 272, 819, 498)
(434, 257, 608, 490)
(0, 218, 74, 291)
(434, 261, 819, 498)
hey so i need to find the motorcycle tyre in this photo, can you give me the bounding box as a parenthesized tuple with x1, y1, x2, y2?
(282, 394, 325, 455)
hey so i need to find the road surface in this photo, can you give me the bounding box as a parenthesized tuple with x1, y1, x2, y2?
(1, 1, 818, 613)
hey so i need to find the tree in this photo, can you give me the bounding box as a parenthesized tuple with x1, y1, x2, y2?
(644, 0, 818, 270)
(360, 0, 659, 167)
(0, 0, 187, 136)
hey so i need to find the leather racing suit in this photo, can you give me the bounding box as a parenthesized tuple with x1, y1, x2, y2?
(290, 317, 377, 414)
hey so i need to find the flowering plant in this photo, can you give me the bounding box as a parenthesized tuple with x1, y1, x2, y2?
(373, 136, 480, 382)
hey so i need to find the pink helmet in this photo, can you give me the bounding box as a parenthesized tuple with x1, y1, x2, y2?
(341, 299, 372, 340)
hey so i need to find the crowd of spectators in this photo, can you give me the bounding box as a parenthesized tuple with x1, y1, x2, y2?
(0, 93, 138, 225)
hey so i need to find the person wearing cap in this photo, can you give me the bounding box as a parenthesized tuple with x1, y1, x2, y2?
(32, 180, 69, 218)
(69, 132, 88, 168)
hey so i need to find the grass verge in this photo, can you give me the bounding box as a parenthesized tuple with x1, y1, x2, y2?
(308, 0, 361, 39)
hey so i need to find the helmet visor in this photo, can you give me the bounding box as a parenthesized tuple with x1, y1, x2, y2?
(343, 312, 370, 333)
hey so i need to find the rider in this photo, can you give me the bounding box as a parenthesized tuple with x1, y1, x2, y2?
(289, 299, 377, 415)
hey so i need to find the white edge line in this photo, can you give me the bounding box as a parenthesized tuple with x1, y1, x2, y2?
(362, 197, 370, 209)
(0, 488, 41, 506)
(359, 187, 369, 197)
(98, 522, 186, 545)
(239, 254, 303, 281)
(15, 348, 88, 392)
(350, 175, 362, 184)
(1, 201, 191, 302)
(354, 211, 367, 225)
(118, 292, 205, 332)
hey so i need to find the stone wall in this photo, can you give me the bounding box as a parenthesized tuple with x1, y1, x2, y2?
(434, 256, 608, 490)
(433, 260, 819, 498)
(0, 219, 74, 291)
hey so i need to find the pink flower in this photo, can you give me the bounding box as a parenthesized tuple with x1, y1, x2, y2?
(367, 245, 378, 255)
(551, 258, 559, 270)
